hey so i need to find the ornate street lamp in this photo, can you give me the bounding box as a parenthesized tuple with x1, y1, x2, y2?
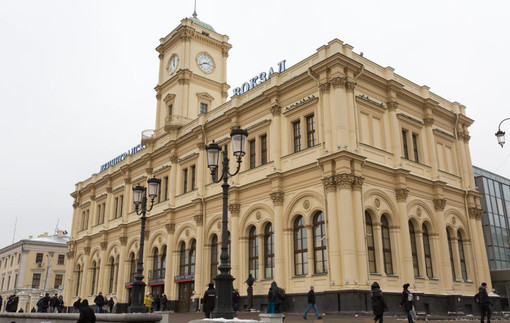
(496, 118, 510, 148)
(205, 126, 248, 319)
(130, 177, 161, 313)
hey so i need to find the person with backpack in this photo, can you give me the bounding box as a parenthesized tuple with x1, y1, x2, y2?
(269, 281, 285, 313)
(478, 282, 492, 323)
(399, 283, 415, 323)
(370, 282, 388, 323)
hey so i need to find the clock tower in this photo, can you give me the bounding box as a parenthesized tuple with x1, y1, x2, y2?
(153, 13, 231, 134)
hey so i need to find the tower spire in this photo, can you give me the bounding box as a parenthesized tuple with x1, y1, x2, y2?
(193, 0, 197, 18)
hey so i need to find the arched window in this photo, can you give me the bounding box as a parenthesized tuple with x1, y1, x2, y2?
(264, 223, 274, 278)
(129, 252, 136, 282)
(153, 248, 160, 271)
(189, 240, 196, 275)
(248, 226, 259, 279)
(409, 221, 420, 277)
(91, 261, 98, 295)
(108, 257, 115, 293)
(423, 224, 434, 278)
(458, 232, 468, 280)
(75, 264, 82, 296)
(366, 211, 376, 273)
(313, 211, 327, 274)
(210, 235, 218, 282)
(294, 215, 308, 275)
(179, 242, 187, 275)
(447, 230, 456, 280)
(381, 215, 393, 274)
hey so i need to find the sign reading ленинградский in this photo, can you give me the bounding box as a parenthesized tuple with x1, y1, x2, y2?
(232, 60, 286, 96)
(100, 144, 146, 172)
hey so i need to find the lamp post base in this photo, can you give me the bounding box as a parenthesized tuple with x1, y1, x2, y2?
(212, 272, 235, 319)
(129, 280, 147, 313)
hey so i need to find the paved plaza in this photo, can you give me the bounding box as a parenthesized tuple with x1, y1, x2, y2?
(167, 311, 510, 323)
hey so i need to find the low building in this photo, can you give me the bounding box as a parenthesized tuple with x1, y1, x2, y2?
(0, 231, 69, 312)
(64, 13, 490, 315)
(473, 166, 510, 310)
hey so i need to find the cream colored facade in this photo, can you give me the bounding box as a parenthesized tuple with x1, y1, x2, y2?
(0, 231, 69, 312)
(65, 15, 490, 313)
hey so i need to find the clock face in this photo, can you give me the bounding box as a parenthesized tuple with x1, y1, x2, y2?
(168, 55, 178, 74)
(197, 53, 214, 73)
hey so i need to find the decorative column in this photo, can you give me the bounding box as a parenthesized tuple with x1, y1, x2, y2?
(336, 173, 357, 284)
(345, 80, 358, 149)
(269, 104, 282, 170)
(164, 224, 176, 303)
(98, 241, 109, 294)
(423, 116, 438, 179)
(81, 246, 92, 298)
(64, 249, 75, 302)
(373, 220, 384, 275)
(433, 198, 453, 289)
(387, 100, 402, 168)
(270, 192, 285, 286)
(351, 175, 368, 285)
(415, 228, 427, 279)
(105, 187, 113, 229)
(449, 234, 462, 281)
(331, 77, 350, 148)
(322, 176, 342, 286)
(257, 232, 265, 280)
(229, 204, 241, 290)
(169, 155, 178, 206)
(395, 187, 414, 283)
(460, 131, 476, 189)
(194, 214, 204, 294)
(305, 224, 315, 274)
(117, 236, 128, 303)
(319, 81, 333, 152)
(468, 207, 488, 285)
(122, 177, 131, 222)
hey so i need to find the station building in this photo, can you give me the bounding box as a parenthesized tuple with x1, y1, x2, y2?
(64, 13, 491, 315)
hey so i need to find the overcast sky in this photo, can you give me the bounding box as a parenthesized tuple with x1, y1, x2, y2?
(1, 0, 509, 249)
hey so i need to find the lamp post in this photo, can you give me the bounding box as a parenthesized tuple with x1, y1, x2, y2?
(495, 118, 510, 147)
(129, 177, 161, 313)
(205, 126, 248, 319)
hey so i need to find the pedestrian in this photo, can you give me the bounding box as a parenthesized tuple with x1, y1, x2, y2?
(18, 308, 24, 313)
(154, 294, 161, 311)
(5, 296, 13, 312)
(93, 292, 105, 313)
(58, 295, 64, 313)
(267, 288, 275, 313)
(202, 282, 216, 318)
(303, 285, 321, 320)
(232, 289, 240, 313)
(479, 282, 493, 323)
(399, 283, 415, 323)
(161, 294, 168, 311)
(108, 297, 114, 313)
(0, 295, 3, 312)
(144, 293, 152, 313)
(370, 282, 387, 323)
(50, 293, 59, 312)
(40, 293, 51, 313)
(31, 307, 36, 313)
(270, 281, 286, 313)
(77, 299, 96, 323)
(73, 297, 82, 313)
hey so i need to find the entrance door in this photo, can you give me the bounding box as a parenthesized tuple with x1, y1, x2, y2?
(178, 281, 194, 312)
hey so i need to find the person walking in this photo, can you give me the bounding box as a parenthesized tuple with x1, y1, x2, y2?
(479, 282, 492, 323)
(202, 283, 217, 318)
(267, 288, 275, 313)
(399, 283, 415, 323)
(77, 299, 96, 323)
(93, 292, 105, 313)
(232, 289, 240, 313)
(161, 294, 168, 311)
(303, 286, 321, 320)
(370, 282, 388, 323)
(73, 298, 82, 313)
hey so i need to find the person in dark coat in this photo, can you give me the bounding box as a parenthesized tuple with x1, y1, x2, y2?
(50, 293, 59, 312)
(160, 294, 168, 311)
(5, 296, 13, 312)
(58, 295, 64, 313)
(269, 281, 285, 313)
(154, 294, 161, 311)
(73, 298, 82, 313)
(371, 282, 388, 323)
(40, 293, 51, 313)
(399, 283, 414, 323)
(107, 297, 114, 313)
(77, 299, 96, 323)
(31, 307, 36, 313)
(202, 283, 216, 318)
(93, 292, 105, 313)
(267, 288, 275, 313)
(303, 285, 321, 319)
(0, 295, 3, 312)
(479, 282, 492, 323)
(232, 289, 240, 313)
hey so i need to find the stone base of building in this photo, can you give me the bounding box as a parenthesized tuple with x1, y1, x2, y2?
(0, 312, 162, 323)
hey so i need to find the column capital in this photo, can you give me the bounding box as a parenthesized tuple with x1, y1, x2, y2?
(331, 76, 346, 89)
(229, 203, 241, 217)
(345, 80, 356, 92)
(270, 192, 285, 206)
(387, 100, 399, 111)
(270, 104, 282, 116)
(322, 176, 336, 192)
(84, 246, 91, 255)
(468, 207, 483, 219)
(395, 188, 409, 202)
(352, 176, 365, 191)
(170, 154, 179, 163)
(423, 117, 435, 127)
(335, 173, 354, 190)
(66, 251, 75, 259)
(166, 223, 175, 234)
(144, 230, 150, 240)
(100, 241, 108, 250)
(319, 81, 331, 94)
(196, 141, 206, 150)
(433, 198, 446, 211)
(194, 214, 203, 226)
(119, 236, 128, 246)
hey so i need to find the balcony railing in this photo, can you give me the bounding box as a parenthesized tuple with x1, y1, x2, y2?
(148, 268, 166, 281)
(164, 115, 192, 132)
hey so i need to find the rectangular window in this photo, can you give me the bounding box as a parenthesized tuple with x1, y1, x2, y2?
(31, 273, 41, 288)
(7, 276, 11, 290)
(306, 115, 316, 147)
(169, 104, 173, 116)
(191, 165, 196, 190)
(1, 277, 3, 291)
(58, 254, 65, 265)
(119, 195, 123, 218)
(54, 274, 63, 289)
(183, 168, 188, 193)
(97, 204, 102, 224)
(293, 121, 301, 152)
(200, 103, 208, 114)
(412, 133, 419, 163)
(163, 176, 168, 201)
(260, 135, 267, 165)
(36, 253, 43, 263)
(249, 140, 256, 169)
(402, 130, 409, 159)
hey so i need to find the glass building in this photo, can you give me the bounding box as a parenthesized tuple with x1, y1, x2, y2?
(473, 165, 510, 310)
